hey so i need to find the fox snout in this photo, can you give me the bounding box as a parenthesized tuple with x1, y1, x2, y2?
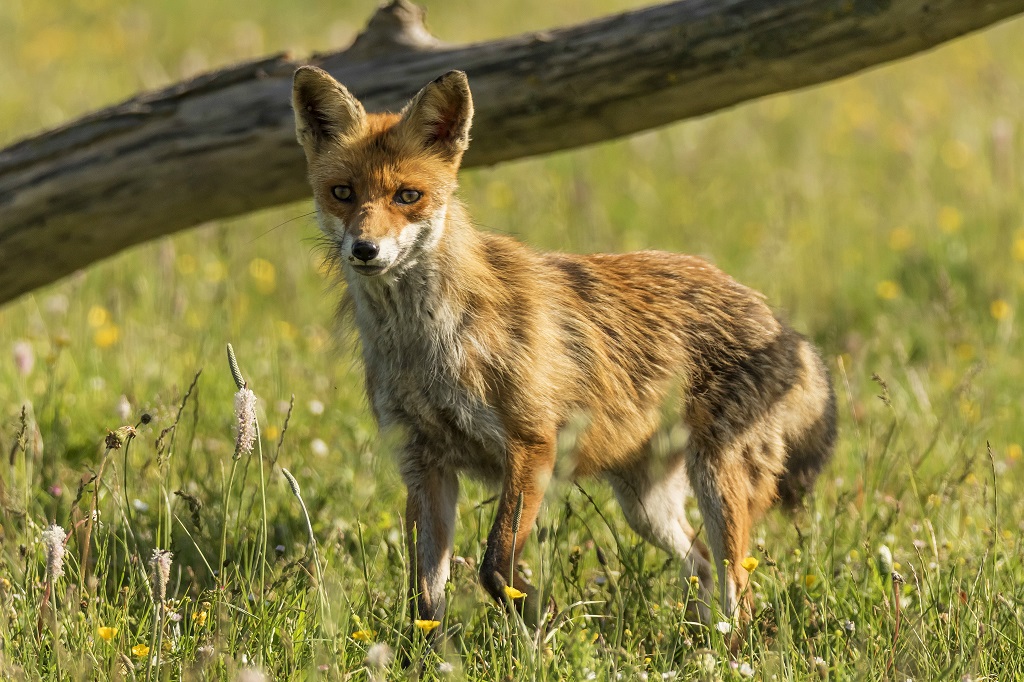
(351, 240, 378, 262)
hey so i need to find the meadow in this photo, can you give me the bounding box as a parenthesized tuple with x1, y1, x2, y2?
(2, 0, 1024, 679)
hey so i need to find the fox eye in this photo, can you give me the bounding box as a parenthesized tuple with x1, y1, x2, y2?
(331, 185, 353, 202)
(395, 189, 422, 205)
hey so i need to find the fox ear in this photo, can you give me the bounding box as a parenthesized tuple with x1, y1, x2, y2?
(400, 70, 474, 162)
(292, 66, 366, 151)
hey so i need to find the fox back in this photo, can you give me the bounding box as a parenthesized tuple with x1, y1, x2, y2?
(293, 66, 836, 628)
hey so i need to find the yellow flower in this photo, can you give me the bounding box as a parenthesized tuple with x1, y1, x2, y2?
(414, 619, 441, 633)
(875, 280, 900, 300)
(351, 629, 375, 642)
(888, 226, 914, 251)
(97, 626, 117, 642)
(249, 258, 277, 294)
(503, 585, 526, 600)
(804, 574, 818, 589)
(937, 206, 963, 234)
(193, 609, 208, 627)
(990, 299, 1011, 321)
(1013, 238, 1024, 262)
(93, 325, 120, 349)
(1008, 444, 1022, 461)
(131, 644, 150, 658)
(740, 556, 759, 572)
(87, 305, 109, 328)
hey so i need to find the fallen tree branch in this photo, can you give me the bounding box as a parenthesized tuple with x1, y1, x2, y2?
(2, 0, 1023, 303)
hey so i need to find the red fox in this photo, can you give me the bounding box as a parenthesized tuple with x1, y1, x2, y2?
(292, 67, 836, 627)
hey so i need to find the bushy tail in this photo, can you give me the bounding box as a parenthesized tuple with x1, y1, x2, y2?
(776, 351, 838, 510)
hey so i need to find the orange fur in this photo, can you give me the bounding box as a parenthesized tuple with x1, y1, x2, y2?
(293, 67, 837, 629)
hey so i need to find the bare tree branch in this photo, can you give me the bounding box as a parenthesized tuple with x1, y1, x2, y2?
(2, 0, 1022, 303)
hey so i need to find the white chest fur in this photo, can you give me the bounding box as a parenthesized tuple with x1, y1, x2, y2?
(348, 269, 507, 479)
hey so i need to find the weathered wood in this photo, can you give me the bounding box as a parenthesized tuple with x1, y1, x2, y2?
(2, 0, 1023, 304)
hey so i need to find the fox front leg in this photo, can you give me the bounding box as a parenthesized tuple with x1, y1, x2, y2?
(479, 437, 555, 626)
(404, 466, 459, 625)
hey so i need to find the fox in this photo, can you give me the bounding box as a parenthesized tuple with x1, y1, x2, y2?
(291, 66, 837, 629)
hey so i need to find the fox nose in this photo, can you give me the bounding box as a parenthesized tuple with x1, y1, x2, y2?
(351, 240, 379, 263)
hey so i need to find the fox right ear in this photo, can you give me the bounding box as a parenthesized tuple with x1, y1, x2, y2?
(292, 66, 366, 150)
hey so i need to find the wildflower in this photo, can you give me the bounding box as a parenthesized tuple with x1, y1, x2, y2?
(105, 425, 136, 450)
(804, 574, 818, 589)
(366, 642, 393, 669)
(414, 619, 441, 633)
(437, 661, 454, 675)
(13, 341, 34, 376)
(352, 628, 375, 642)
(937, 206, 963, 233)
(813, 656, 828, 677)
(504, 585, 526, 600)
(94, 325, 120, 349)
(87, 305, 109, 328)
(875, 280, 900, 300)
(193, 607, 209, 627)
(715, 621, 732, 634)
(131, 644, 150, 658)
(876, 544, 894, 575)
(116, 395, 132, 421)
(236, 668, 268, 682)
(249, 258, 277, 294)
(310, 438, 328, 457)
(41, 524, 66, 581)
(97, 626, 117, 642)
(308, 399, 325, 415)
(738, 662, 754, 677)
(234, 387, 258, 458)
(991, 299, 1011, 321)
(740, 556, 759, 572)
(150, 549, 173, 603)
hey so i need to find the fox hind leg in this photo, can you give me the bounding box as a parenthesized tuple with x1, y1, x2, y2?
(607, 457, 715, 623)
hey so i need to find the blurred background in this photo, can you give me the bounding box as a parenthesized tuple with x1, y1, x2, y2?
(0, 0, 1023, 674)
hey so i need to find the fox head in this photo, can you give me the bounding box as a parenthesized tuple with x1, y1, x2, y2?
(292, 66, 473, 277)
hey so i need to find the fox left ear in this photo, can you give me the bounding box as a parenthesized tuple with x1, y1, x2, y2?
(400, 70, 474, 163)
(292, 66, 366, 152)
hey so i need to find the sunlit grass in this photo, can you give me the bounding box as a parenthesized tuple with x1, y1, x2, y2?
(2, 1, 1024, 679)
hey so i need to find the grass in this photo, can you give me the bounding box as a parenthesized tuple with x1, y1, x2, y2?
(2, 0, 1024, 679)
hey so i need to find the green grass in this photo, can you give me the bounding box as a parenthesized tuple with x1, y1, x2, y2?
(2, 1, 1024, 679)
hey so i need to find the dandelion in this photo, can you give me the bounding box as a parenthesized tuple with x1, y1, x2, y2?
(740, 556, 759, 572)
(97, 626, 117, 642)
(366, 642, 393, 669)
(150, 550, 173, 603)
(41, 524, 66, 581)
(352, 629, 375, 642)
(116, 394, 132, 421)
(234, 387, 257, 458)
(877, 544, 894, 575)
(414, 619, 441, 633)
(131, 644, 150, 658)
(310, 438, 328, 457)
(504, 585, 527, 600)
(13, 340, 34, 376)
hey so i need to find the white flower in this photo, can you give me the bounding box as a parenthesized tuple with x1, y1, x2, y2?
(41, 525, 66, 581)
(310, 438, 328, 457)
(437, 661, 454, 675)
(308, 399, 325, 415)
(366, 642, 393, 669)
(234, 388, 258, 457)
(13, 341, 34, 376)
(715, 621, 732, 634)
(738, 662, 754, 677)
(116, 394, 132, 421)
